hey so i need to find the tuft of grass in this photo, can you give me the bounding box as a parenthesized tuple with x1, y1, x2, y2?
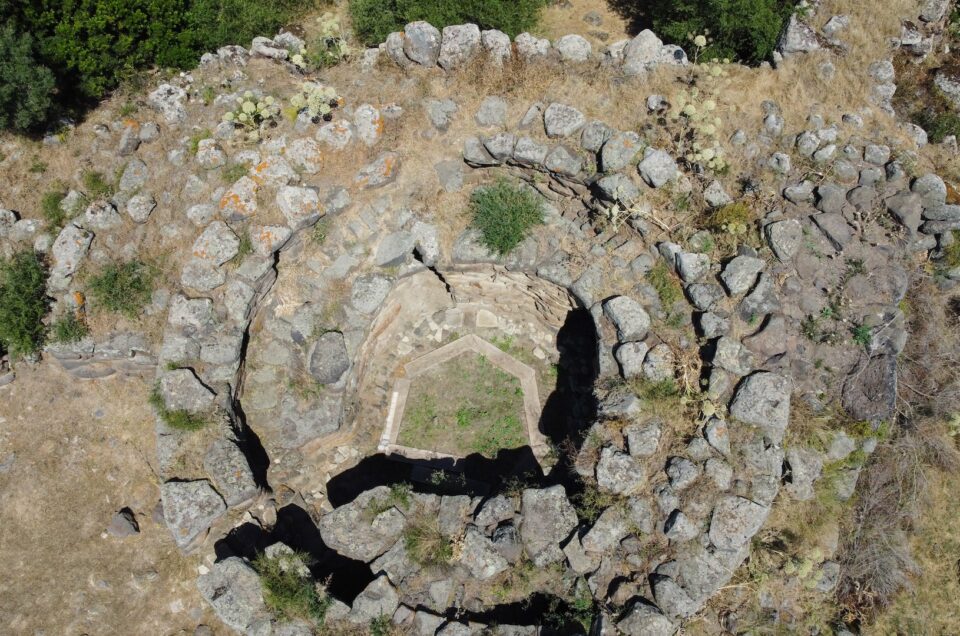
(82, 170, 114, 200)
(50, 312, 89, 343)
(470, 178, 545, 255)
(222, 162, 250, 183)
(572, 482, 621, 523)
(253, 551, 330, 625)
(86, 260, 154, 318)
(647, 261, 684, 313)
(0, 250, 50, 358)
(40, 188, 69, 229)
(403, 515, 453, 568)
(147, 386, 209, 431)
(188, 128, 212, 154)
(29, 157, 47, 173)
(851, 324, 873, 348)
(231, 228, 254, 264)
(366, 482, 413, 518)
(310, 222, 332, 247)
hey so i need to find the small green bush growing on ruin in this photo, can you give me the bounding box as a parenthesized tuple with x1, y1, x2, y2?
(51, 312, 89, 344)
(82, 170, 115, 200)
(0, 250, 49, 358)
(470, 179, 545, 255)
(147, 386, 209, 431)
(403, 515, 453, 567)
(86, 260, 154, 318)
(40, 188, 68, 229)
(305, 12, 351, 69)
(222, 91, 280, 143)
(254, 550, 330, 625)
(287, 82, 341, 121)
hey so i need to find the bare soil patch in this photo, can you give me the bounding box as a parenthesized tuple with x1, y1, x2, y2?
(0, 364, 220, 635)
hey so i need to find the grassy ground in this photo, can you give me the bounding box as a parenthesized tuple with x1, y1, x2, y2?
(399, 351, 527, 457)
(867, 468, 960, 634)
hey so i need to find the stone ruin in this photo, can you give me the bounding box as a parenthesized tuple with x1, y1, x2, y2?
(1, 2, 958, 634)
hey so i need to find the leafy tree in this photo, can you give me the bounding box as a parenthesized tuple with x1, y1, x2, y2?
(0, 25, 56, 132)
(611, 0, 795, 64)
(350, 0, 546, 47)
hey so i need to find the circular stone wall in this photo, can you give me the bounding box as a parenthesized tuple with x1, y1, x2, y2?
(241, 263, 581, 503)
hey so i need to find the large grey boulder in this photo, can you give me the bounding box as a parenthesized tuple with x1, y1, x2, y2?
(308, 331, 350, 384)
(776, 14, 821, 57)
(519, 486, 578, 566)
(638, 148, 677, 187)
(83, 200, 122, 231)
(481, 29, 512, 66)
(355, 152, 401, 189)
(708, 496, 769, 550)
(596, 446, 646, 495)
(50, 223, 93, 282)
(197, 557, 267, 632)
(203, 438, 258, 506)
(161, 479, 227, 549)
(720, 256, 764, 295)
(404, 21, 442, 66)
(784, 447, 823, 501)
(556, 34, 592, 62)
(603, 296, 651, 341)
(622, 30, 663, 76)
(438, 24, 481, 69)
(192, 221, 240, 265)
(458, 526, 509, 579)
(317, 487, 406, 562)
(544, 103, 586, 139)
(601, 131, 643, 172)
(348, 575, 400, 623)
(158, 368, 215, 413)
(119, 157, 150, 192)
(617, 598, 676, 636)
(276, 186, 321, 230)
(764, 219, 802, 261)
(351, 274, 392, 314)
(581, 507, 629, 553)
(728, 372, 791, 444)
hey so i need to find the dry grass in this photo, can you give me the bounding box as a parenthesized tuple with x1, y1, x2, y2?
(837, 278, 960, 618)
(0, 363, 215, 634)
(867, 468, 960, 634)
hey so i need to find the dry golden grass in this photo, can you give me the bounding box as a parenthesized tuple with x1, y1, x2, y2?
(0, 363, 217, 634)
(866, 467, 960, 635)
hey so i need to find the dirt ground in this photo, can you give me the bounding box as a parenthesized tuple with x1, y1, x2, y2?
(0, 364, 223, 635)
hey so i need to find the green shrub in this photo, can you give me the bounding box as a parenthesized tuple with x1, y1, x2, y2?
(349, 0, 546, 47)
(0, 251, 50, 358)
(51, 312, 90, 343)
(611, 0, 795, 64)
(148, 386, 209, 431)
(913, 107, 960, 144)
(86, 260, 154, 318)
(2, 0, 309, 131)
(0, 24, 55, 132)
(82, 170, 114, 200)
(253, 550, 330, 624)
(470, 179, 545, 255)
(41, 188, 69, 229)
